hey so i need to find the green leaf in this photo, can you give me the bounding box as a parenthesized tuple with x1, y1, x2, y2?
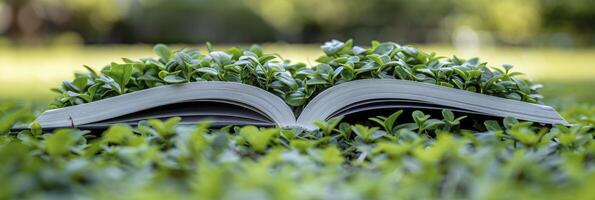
(275, 73, 298, 89)
(226, 47, 243, 60)
(249, 44, 263, 57)
(352, 124, 380, 143)
(373, 43, 396, 55)
(385, 110, 403, 130)
(72, 76, 88, 92)
(366, 54, 384, 65)
(197, 67, 219, 76)
(240, 126, 277, 153)
(286, 91, 307, 106)
(412, 110, 430, 123)
(442, 109, 455, 121)
(369, 110, 403, 133)
(148, 117, 180, 138)
(174, 51, 193, 66)
(45, 129, 75, 157)
(314, 116, 343, 136)
(319, 146, 344, 165)
(104, 125, 133, 144)
(210, 51, 232, 66)
(306, 78, 328, 85)
(401, 46, 417, 55)
(205, 41, 213, 53)
(321, 40, 345, 56)
(163, 75, 186, 83)
(484, 120, 502, 132)
(468, 70, 482, 79)
(258, 55, 277, 64)
(30, 122, 42, 136)
(108, 63, 133, 94)
(153, 44, 172, 61)
(83, 65, 98, 77)
(452, 78, 465, 89)
(315, 56, 334, 63)
(453, 68, 468, 80)
(502, 64, 513, 72)
(290, 140, 314, 153)
(439, 82, 454, 88)
(503, 117, 519, 129)
(352, 46, 367, 55)
(423, 119, 445, 130)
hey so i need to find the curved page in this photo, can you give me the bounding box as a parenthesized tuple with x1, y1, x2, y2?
(330, 99, 482, 117)
(88, 116, 274, 128)
(95, 100, 273, 124)
(36, 81, 296, 128)
(297, 79, 567, 130)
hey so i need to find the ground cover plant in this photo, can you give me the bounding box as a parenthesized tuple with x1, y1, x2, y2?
(49, 40, 542, 112)
(1, 40, 593, 199)
(0, 101, 594, 199)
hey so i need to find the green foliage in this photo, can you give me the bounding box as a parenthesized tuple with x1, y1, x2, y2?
(351, 124, 382, 143)
(316, 40, 543, 103)
(1, 102, 594, 199)
(314, 116, 343, 136)
(0, 102, 35, 134)
(369, 110, 403, 133)
(4, 39, 592, 199)
(45, 129, 76, 157)
(107, 63, 134, 94)
(50, 40, 543, 111)
(240, 126, 278, 153)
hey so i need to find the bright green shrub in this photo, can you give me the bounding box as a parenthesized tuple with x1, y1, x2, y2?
(50, 40, 542, 110)
(1, 102, 593, 199)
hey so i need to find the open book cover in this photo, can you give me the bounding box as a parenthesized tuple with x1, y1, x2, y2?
(32, 79, 567, 130)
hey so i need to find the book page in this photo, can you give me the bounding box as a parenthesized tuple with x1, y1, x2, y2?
(297, 79, 567, 130)
(36, 82, 296, 128)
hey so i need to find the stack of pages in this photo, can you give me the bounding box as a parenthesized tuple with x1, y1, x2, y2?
(34, 79, 567, 130)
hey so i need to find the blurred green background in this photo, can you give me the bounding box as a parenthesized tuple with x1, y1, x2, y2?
(0, 0, 594, 104)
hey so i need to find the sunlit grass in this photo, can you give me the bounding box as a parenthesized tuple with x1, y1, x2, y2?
(1, 44, 594, 101)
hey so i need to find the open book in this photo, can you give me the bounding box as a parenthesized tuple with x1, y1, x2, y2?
(36, 79, 567, 130)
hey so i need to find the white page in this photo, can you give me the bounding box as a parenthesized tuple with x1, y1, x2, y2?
(36, 81, 296, 128)
(298, 79, 567, 130)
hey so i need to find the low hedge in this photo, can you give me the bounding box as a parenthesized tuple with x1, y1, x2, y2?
(0, 102, 593, 199)
(50, 40, 542, 111)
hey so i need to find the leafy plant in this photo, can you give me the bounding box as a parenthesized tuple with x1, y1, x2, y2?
(440, 109, 467, 131)
(411, 110, 445, 134)
(9, 39, 590, 199)
(50, 40, 544, 112)
(352, 124, 383, 143)
(314, 39, 543, 103)
(0, 102, 593, 199)
(369, 110, 403, 134)
(240, 126, 278, 153)
(313, 116, 343, 136)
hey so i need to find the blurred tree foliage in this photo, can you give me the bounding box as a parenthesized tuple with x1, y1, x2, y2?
(0, 0, 594, 46)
